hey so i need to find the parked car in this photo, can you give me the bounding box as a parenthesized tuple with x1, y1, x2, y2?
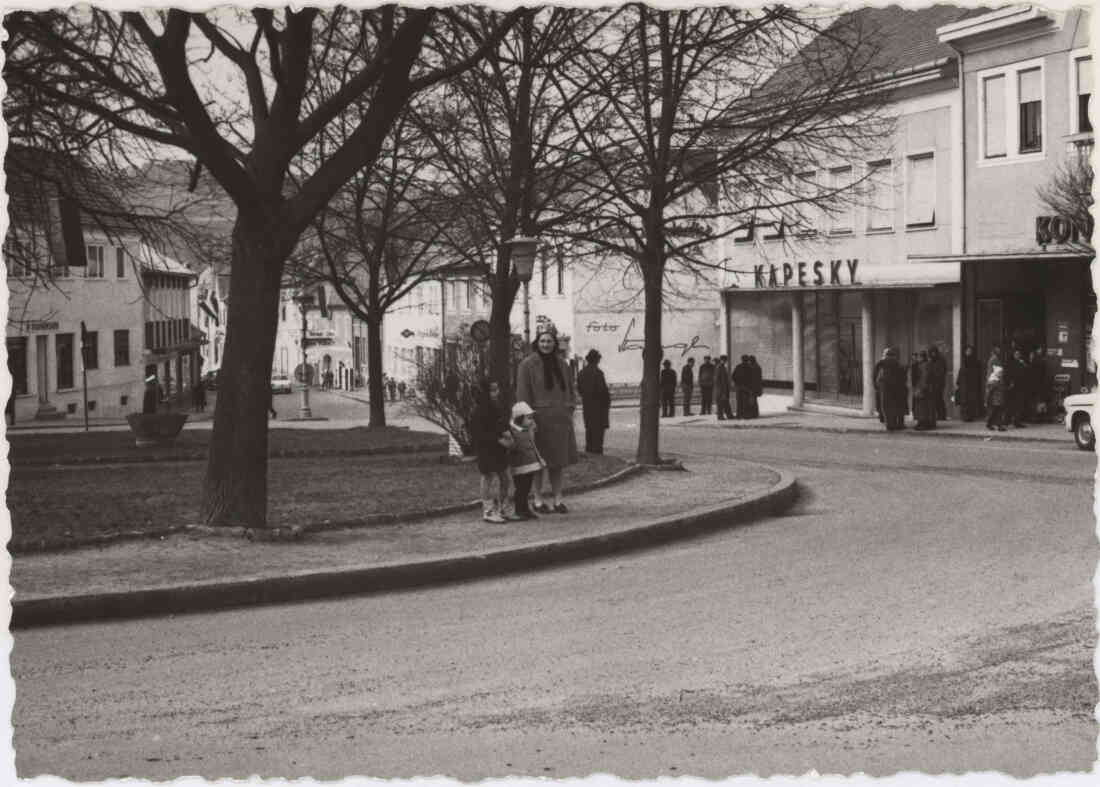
(1063, 391, 1095, 451)
(271, 373, 293, 395)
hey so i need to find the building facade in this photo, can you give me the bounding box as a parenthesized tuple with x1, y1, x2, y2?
(922, 5, 1095, 395)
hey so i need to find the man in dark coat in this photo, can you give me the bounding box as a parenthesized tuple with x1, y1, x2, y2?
(659, 359, 677, 417)
(875, 348, 908, 431)
(714, 355, 733, 420)
(873, 348, 891, 423)
(1005, 346, 1030, 427)
(955, 344, 983, 421)
(732, 355, 751, 419)
(142, 373, 159, 415)
(697, 356, 715, 415)
(928, 345, 948, 421)
(680, 357, 695, 416)
(577, 349, 611, 454)
(913, 350, 936, 430)
(747, 355, 763, 418)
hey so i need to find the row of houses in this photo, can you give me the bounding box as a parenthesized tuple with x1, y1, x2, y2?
(6, 5, 1093, 421)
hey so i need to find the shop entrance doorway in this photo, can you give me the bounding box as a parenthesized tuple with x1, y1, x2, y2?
(806, 290, 863, 407)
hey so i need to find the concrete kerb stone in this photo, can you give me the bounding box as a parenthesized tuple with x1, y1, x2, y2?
(11, 465, 797, 629)
(683, 419, 1067, 444)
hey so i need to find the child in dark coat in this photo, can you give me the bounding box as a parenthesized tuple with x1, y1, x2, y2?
(509, 401, 546, 520)
(471, 380, 516, 523)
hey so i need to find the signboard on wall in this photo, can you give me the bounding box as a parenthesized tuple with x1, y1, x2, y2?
(575, 309, 718, 383)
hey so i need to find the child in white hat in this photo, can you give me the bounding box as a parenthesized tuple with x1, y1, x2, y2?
(509, 401, 546, 520)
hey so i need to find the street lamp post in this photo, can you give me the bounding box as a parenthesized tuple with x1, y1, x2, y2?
(294, 292, 314, 419)
(504, 237, 539, 346)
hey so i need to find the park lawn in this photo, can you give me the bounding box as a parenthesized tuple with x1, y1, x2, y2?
(7, 425, 446, 465)
(7, 452, 628, 552)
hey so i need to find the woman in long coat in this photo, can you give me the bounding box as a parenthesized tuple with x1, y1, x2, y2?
(576, 349, 611, 454)
(955, 344, 983, 421)
(875, 348, 908, 431)
(516, 330, 579, 514)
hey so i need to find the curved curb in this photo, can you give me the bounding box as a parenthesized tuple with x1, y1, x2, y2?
(10, 466, 797, 629)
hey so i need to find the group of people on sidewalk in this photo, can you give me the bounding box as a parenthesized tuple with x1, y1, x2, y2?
(874, 342, 1057, 432)
(470, 329, 597, 524)
(660, 354, 762, 420)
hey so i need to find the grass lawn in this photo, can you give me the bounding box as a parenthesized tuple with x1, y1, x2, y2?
(8, 451, 628, 553)
(7, 425, 445, 465)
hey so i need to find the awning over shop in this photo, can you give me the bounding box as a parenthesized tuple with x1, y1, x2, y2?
(724, 260, 959, 293)
(909, 250, 1093, 264)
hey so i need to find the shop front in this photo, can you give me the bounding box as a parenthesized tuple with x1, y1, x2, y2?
(724, 260, 961, 414)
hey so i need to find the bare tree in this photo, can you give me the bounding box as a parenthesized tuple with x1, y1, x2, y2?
(4, 7, 523, 528)
(413, 6, 611, 387)
(554, 5, 891, 464)
(1037, 154, 1094, 248)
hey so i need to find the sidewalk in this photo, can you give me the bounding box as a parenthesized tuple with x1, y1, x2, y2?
(10, 458, 796, 628)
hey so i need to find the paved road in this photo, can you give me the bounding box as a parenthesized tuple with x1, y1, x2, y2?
(11, 421, 1096, 780)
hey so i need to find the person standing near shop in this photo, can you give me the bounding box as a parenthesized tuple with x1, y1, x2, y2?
(577, 349, 611, 454)
(747, 355, 763, 418)
(516, 329, 579, 514)
(955, 344, 983, 422)
(928, 345, 948, 421)
(660, 359, 677, 417)
(913, 349, 937, 431)
(986, 345, 1007, 431)
(732, 355, 751, 419)
(873, 348, 891, 423)
(697, 356, 715, 415)
(1004, 345, 1029, 428)
(875, 348, 907, 431)
(680, 357, 695, 416)
(714, 355, 732, 420)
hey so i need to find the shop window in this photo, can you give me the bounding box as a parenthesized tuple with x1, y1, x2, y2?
(85, 244, 105, 278)
(7, 337, 28, 396)
(865, 160, 894, 231)
(828, 166, 854, 234)
(1018, 68, 1042, 153)
(983, 74, 1007, 158)
(82, 330, 98, 370)
(905, 153, 935, 227)
(56, 333, 75, 390)
(1074, 54, 1092, 134)
(114, 329, 130, 367)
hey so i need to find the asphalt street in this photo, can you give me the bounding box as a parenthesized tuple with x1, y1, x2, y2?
(10, 412, 1098, 780)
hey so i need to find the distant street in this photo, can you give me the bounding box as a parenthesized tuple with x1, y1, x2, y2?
(12, 415, 1096, 779)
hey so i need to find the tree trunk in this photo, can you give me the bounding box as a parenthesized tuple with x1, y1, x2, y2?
(201, 220, 291, 528)
(635, 254, 665, 466)
(488, 260, 521, 393)
(366, 316, 386, 428)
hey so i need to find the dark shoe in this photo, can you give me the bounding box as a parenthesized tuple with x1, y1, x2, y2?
(986, 424, 995, 431)
(517, 511, 539, 521)
(553, 503, 569, 514)
(1014, 423, 1026, 428)
(533, 503, 552, 514)
(997, 426, 1007, 432)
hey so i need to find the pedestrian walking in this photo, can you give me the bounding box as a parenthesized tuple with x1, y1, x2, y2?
(928, 345, 948, 421)
(732, 355, 751, 419)
(577, 349, 611, 454)
(986, 346, 1007, 431)
(398, 380, 407, 400)
(714, 355, 733, 420)
(912, 349, 937, 430)
(680, 357, 695, 416)
(747, 355, 763, 418)
(873, 348, 891, 423)
(268, 380, 277, 419)
(697, 356, 715, 415)
(516, 329, 579, 515)
(660, 359, 677, 417)
(955, 344, 983, 421)
(875, 347, 908, 431)
(143, 372, 159, 415)
(471, 379, 516, 523)
(509, 401, 546, 521)
(908, 352, 921, 416)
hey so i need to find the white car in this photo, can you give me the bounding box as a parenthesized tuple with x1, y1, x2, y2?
(1063, 391, 1095, 451)
(271, 373, 293, 395)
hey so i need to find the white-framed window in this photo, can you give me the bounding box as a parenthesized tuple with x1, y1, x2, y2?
(1071, 49, 1092, 134)
(793, 171, 818, 236)
(865, 159, 894, 231)
(828, 166, 854, 234)
(977, 58, 1045, 162)
(905, 152, 936, 227)
(85, 244, 105, 278)
(4, 239, 32, 278)
(760, 176, 786, 240)
(556, 257, 565, 295)
(115, 247, 126, 278)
